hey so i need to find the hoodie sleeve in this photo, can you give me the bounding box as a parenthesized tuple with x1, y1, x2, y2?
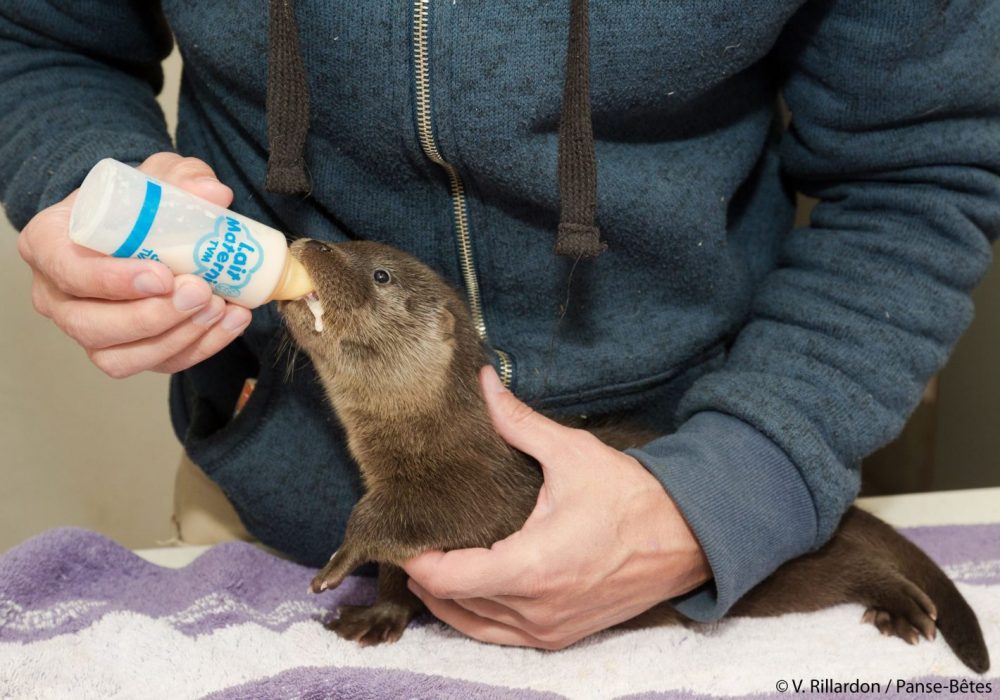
(0, 1, 175, 229)
(630, 0, 1000, 621)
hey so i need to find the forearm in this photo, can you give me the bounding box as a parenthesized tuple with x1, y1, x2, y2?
(637, 0, 1000, 621)
(688, 0, 1000, 541)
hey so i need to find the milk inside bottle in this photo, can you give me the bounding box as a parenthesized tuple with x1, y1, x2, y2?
(69, 158, 313, 308)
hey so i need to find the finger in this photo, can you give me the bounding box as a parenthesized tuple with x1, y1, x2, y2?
(408, 581, 552, 649)
(138, 153, 234, 207)
(449, 596, 536, 632)
(479, 365, 570, 465)
(87, 296, 229, 379)
(29, 273, 56, 319)
(403, 539, 538, 600)
(151, 304, 252, 374)
(453, 595, 601, 643)
(15, 197, 51, 266)
(45, 275, 216, 349)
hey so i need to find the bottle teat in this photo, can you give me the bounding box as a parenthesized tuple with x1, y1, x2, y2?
(269, 255, 315, 301)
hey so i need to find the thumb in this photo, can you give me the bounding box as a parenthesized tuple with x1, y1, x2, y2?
(479, 365, 567, 465)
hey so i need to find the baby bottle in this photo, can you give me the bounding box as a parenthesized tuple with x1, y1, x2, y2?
(68, 158, 313, 308)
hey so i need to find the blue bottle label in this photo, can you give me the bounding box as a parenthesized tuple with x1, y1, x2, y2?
(193, 215, 264, 298)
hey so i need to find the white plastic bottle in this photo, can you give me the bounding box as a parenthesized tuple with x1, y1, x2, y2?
(69, 158, 313, 308)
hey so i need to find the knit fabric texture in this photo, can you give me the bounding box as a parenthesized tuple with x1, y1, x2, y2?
(265, 0, 311, 196)
(555, 0, 605, 259)
(1, 1, 998, 620)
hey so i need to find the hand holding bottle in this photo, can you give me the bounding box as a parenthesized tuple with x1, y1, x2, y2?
(17, 152, 252, 378)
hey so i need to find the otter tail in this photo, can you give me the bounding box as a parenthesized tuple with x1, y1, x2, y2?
(923, 562, 991, 673)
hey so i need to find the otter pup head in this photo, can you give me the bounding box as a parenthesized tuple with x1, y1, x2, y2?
(279, 239, 478, 413)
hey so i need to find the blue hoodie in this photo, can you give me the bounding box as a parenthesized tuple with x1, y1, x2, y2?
(1, 1, 998, 621)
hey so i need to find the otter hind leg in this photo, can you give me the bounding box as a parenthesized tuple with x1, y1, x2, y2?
(861, 576, 938, 645)
(328, 564, 422, 646)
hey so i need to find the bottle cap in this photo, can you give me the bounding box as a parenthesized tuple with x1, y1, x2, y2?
(268, 255, 315, 300)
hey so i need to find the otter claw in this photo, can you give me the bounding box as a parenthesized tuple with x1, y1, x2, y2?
(311, 549, 352, 594)
(309, 577, 331, 594)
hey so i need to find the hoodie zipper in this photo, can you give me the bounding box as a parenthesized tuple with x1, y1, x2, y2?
(412, 0, 512, 387)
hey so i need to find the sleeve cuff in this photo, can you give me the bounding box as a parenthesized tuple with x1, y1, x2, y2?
(626, 410, 818, 622)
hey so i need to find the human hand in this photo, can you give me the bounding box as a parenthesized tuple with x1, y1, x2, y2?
(403, 366, 712, 650)
(17, 152, 252, 378)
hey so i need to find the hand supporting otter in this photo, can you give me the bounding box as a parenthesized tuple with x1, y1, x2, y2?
(403, 366, 712, 650)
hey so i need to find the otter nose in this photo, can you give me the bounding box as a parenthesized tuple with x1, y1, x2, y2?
(305, 239, 333, 253)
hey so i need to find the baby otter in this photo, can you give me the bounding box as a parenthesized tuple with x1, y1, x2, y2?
(279, 239, 989, 673)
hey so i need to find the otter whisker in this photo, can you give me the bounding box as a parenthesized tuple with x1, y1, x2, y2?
(273, 324, 304, 384)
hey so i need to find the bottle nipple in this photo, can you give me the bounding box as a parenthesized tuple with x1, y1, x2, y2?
(269, 255, 315, 301)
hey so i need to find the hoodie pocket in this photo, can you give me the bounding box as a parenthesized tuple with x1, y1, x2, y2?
(169, 334, 274, 469)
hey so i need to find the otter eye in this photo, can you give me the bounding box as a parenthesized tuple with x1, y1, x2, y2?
(373, 269, 391, 285)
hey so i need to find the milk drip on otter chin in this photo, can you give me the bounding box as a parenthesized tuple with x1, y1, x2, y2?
(69, 158, 314, 309)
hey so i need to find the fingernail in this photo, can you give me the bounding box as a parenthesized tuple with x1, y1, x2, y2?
(134, 271, 168, 295)
(196, 177, 231, 194)
(192, 298, 224, 326)
(221, 306, 250, 332)
(173, 281, 211, 312)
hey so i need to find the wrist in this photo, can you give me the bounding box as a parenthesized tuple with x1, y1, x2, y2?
(623, 454, 712, 599)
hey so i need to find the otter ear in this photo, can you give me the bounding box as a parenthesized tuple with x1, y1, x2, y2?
(438, 307, 456, 342)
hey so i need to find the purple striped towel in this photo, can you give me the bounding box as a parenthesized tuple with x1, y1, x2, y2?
(1, 524, 997, 699)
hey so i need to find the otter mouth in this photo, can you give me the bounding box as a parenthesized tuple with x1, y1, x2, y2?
(300, 290, 325, 333)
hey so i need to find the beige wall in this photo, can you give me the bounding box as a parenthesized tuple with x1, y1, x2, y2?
(1, 49, 997, 555)
(0, 49, 183, 553)
(935, 259, 1000, 489)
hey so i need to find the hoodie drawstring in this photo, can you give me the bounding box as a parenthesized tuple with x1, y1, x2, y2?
(266, 0, 311, 196)
(555, 0, 605, 258)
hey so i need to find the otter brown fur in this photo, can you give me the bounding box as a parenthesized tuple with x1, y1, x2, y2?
(279, 238, 989, 673)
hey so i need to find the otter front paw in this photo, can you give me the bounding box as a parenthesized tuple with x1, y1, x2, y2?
(310, 548, 361, 594)
(328, 604, 412, 646)
(862, 579, 938, 645)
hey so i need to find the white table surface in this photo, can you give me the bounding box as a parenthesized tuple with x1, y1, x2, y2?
(135, 486, 999, 569)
